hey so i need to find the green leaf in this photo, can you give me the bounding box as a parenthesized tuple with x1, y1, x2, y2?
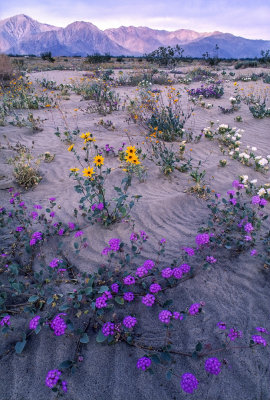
(59, 360, 73, 369)
(15, 340, 27, 354)
(161, 351, 171, 362)
(74, 242, 79, 249)
(98, 285, 109, 294)
(151, 354, 161, 364)
(195, 342, 202, 352)
(115, 296, 124, 305)
(166, 370, 172, 380)
(80, 333, 89, 344)
(28, 295, 39, 303)
(96, 329, 107, 343)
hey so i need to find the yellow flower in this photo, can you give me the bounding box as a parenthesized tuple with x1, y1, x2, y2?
(234, 82, 237, 86)
(126, 146, 136, 155)
(94, 155, 104, 167)
(68, 144, 74, 152)
(80, 132, 90, 139)
(133, 157, 141, 165)
(84, 136, 96, 143)
(74, 108, 78, 111)
(83, 166, 95, 178)
(70, 167, 79, 172)
(45, 104, 51, 107)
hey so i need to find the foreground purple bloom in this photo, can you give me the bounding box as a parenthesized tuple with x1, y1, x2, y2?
(74, 230, 84, 238)
(123, 275, 135, 285)
(142, 294, 155, 307)
(205, 358, 222, 375)
(180, 373, 198, 394)
(111, 283, 119, 293)
(45, 369, 61, 388)
(196, 233, 210, 246)
(123, 292, 134, 302)
(108, 238, 121, 252)
(50, 314, 67, 336)
(102, 321, 115, 336)
(0, 315, 10, 326)
(29, 315, 41, 330)
(228, 328, 242, 341)
(217, 321, 226, 330)
(159, 310, 172, 324)
(137, 357, 151, 371)
(183, 247, 195, 256)
(189, 303, 201, 315)
(123, 316, 137, 329)
(252, 335, 267, 346)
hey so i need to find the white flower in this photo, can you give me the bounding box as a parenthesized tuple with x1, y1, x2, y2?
(250, 179, 257, 184)
(258, 158, 268, 166)
(229, 151, 234, 155)
(267, 188, 270, 195)
(247, 145, 250, 149)
(235, 141, 241, 145)
(267, 155, 270, 159)
(255, 155, 262, 160)
(258, 188, 266, 197)
(241, 175, 249, 183)
(251, 147, 257, 151)
(235, 147, 240, 152)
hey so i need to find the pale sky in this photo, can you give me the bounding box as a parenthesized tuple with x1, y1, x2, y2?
(0, 0, 270, 40)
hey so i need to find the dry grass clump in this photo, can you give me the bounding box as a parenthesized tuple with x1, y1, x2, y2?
(0, 54, 14, 81)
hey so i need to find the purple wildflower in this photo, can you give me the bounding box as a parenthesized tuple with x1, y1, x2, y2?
(75, 230, 84, 238)
(206, 256, 217, 264)
(180, 373, 198, 394)
(256, 327, 269, 334)
(244, 223, 254, 233)
(16, 226, 24, 232)
(139, 230, 148, 241)
(252, 335, 267, 346)
(189, 303, 201, 315)
(49, 212, 55, 218)
(123, 292, 134, 302)
(45, 369, 62, 389)
(130, 232, 138, 241)
(137, 357, 151, 371)
(149, 283, 162, 293)
(111, 283, 119, 293)
(49, 197, 56, 202)
(62, 381, 68, 393)
(68, 222, 75, 230)
(159, 310, 172, 324)
(205, 358, 222, 375)
(123, 275, 135, 285)
(228, 328, 242, 341)
(142, 294, 155, 307)
(180, 264, 191, 274)
(31, 211, 38, 220)
(108, 238, 120, 252)
(0, 315, 10, 326)
(217, 321, 226, 330)
(123, 316, 137, 329)
(250, 249, 257, 256)
(50, 314, 67, 336)
(102, 321, 115, 336)
(183, 247, 195, 256)
(34, 204, 42, 209)
(136, 266, 148, 278)
(252, 196, 261, 204)
(196, 233, 210, 246)
(95, 296, 107, 309)
(29, 315, 41, 330)
(173, 267, 183, 279)
(58, 229, 64, 236)
(161, 268, 173, 278)
(50, 258, 60, 268)
(143, 260, 155, 271)
(30, 231, 42, 246)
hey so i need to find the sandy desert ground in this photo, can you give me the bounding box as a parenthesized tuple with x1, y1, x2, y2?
(0, 63, 270, 400)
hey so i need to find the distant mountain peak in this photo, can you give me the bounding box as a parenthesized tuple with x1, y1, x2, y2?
(0, 14, 269, 58)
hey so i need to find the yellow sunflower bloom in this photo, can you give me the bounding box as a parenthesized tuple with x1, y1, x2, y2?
(83, 167, 95, 178)
(80, 132, 90, 139)
(68, 144, 74, 152)
(94, 155, 104, 167)
(126, 146, 136, 155)
(70, 167, 79, 172)
(84, 136, 96, 143)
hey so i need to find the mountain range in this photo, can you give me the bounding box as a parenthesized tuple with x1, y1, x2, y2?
(1, 14, 270, 58)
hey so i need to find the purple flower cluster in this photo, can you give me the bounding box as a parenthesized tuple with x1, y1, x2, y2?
(188, 83, 224, 99)
(252, 335, 267, 346)
(102, 238, 121, 254)
(244, 223, 254, 233)
(180, 373, 198, 394)
(137, 357, 151, 371)
(102, 321, 115, 336)
(139, 230, 148, 241)
(149, 283, 162, 293)
(95, 291, 112, 309)
(228, 328, 243, 341)
(123, 292, 134, 302)
(29, 315, 41, 330)
(196, 233, 210, 247)
(111, 283, 119, 293)
(252, 196, 267, 206)
(50, 314, 67, 336)
(142, 294, 155, 307)
(49, 258, 60, 268)
(92, 203, 104, 211)
(183, 247, 195, 256)
(206, 256, 217, 264)
(188, 303, 201, 315)
(217, 321, 226, 330)
(30, 231, 42, 246)
(130, 232, 139, 241)
(0, 315, 10, 326)
(159, 310, 172, 324)
(123, 316, 137, 329)
(45, 369, 62, 389)
(205, 357, 222, 375)
(123, 275, 135, 285)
